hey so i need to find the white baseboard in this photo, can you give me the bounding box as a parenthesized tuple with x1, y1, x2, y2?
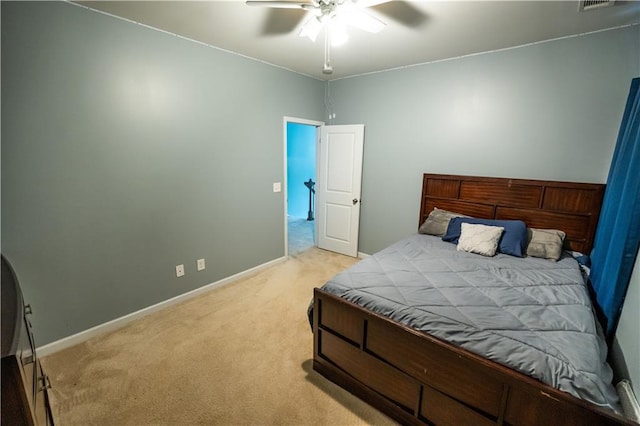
(358, 252, 370, 259)
(37, 256, 287, 357)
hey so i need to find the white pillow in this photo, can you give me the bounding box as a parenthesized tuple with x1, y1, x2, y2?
(457, 223, 505, 257)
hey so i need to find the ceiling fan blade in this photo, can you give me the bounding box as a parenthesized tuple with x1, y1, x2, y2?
(261, 8, 308, 35)
(371, 1, 428, 29)
(246, 1, 316, 10)
(352, 0, 391, 8)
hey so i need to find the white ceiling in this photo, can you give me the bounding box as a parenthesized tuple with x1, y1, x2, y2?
(76, 1, 640, 80)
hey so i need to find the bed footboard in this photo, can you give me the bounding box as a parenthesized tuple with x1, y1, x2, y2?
(312, 288, 633, 426)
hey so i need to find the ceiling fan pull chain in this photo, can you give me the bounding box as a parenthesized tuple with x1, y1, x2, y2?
(323, 26, 333, 74)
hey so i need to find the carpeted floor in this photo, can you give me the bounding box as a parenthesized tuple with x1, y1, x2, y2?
(288, 216, 315, 255)
(42, 248, 396, 426)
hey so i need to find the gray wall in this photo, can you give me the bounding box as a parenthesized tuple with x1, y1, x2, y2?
(1, 1, 324, 345)
(328, 24, 640, 394)
(328, 25, 639, 254)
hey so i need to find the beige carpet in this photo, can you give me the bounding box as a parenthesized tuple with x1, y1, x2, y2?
(42, 248, 397, 426)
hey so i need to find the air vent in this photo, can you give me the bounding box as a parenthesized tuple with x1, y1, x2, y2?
(579, 0, 615, 11)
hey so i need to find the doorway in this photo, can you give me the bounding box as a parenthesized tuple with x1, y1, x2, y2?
(284, 118, 323, 256)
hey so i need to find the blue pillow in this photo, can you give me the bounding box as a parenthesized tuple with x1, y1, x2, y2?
(443, 217, 528, 257)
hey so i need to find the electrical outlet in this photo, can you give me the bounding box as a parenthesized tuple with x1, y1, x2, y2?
(197, 258, 205, 271)
(273, 182, 281, 193)
(176, 264, 185, 277)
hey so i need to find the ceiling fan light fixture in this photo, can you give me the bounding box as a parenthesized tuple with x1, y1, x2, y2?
(253, 0, 389, 75)
(329, 18, 349, 46)
(299, 16, 323, 42)
(345, 9, 386, 33)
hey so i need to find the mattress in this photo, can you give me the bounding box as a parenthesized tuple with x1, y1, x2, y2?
(310, 234, 621, 412)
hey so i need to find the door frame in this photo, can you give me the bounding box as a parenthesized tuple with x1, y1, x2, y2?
(283, 116, 324, 257)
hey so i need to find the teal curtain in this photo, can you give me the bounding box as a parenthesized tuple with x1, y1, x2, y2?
(590, 77, 640, 340)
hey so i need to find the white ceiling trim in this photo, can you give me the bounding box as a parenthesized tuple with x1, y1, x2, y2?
(332, 22, 640, 82)
(67, 0, 324, 81)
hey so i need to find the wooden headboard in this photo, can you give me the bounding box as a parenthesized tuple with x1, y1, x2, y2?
(419, 174, 605, 254)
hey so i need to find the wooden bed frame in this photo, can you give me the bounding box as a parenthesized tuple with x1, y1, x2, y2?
(313, 174, 634, 426)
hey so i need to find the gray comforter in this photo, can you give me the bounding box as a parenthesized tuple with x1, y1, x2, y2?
(312, 234, 621, 412)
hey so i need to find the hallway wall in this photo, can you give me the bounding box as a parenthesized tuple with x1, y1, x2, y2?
(287, 123, 316, 218)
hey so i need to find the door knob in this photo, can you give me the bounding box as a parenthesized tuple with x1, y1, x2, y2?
(353, 198, 359, 205)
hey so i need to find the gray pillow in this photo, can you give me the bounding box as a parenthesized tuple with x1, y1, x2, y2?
(419, 208, 467, 237)
(526, 228, 566, 261)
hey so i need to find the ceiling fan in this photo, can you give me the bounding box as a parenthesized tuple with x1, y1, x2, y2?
(247, 0, 390, 75)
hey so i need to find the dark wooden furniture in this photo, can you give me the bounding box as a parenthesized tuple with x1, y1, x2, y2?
(313, 173, 633, 425)
(418, 173, 604, 254)
(2, 256, 54, 425)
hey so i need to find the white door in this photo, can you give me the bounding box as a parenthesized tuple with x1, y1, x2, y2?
(316, 124, 364, 257)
